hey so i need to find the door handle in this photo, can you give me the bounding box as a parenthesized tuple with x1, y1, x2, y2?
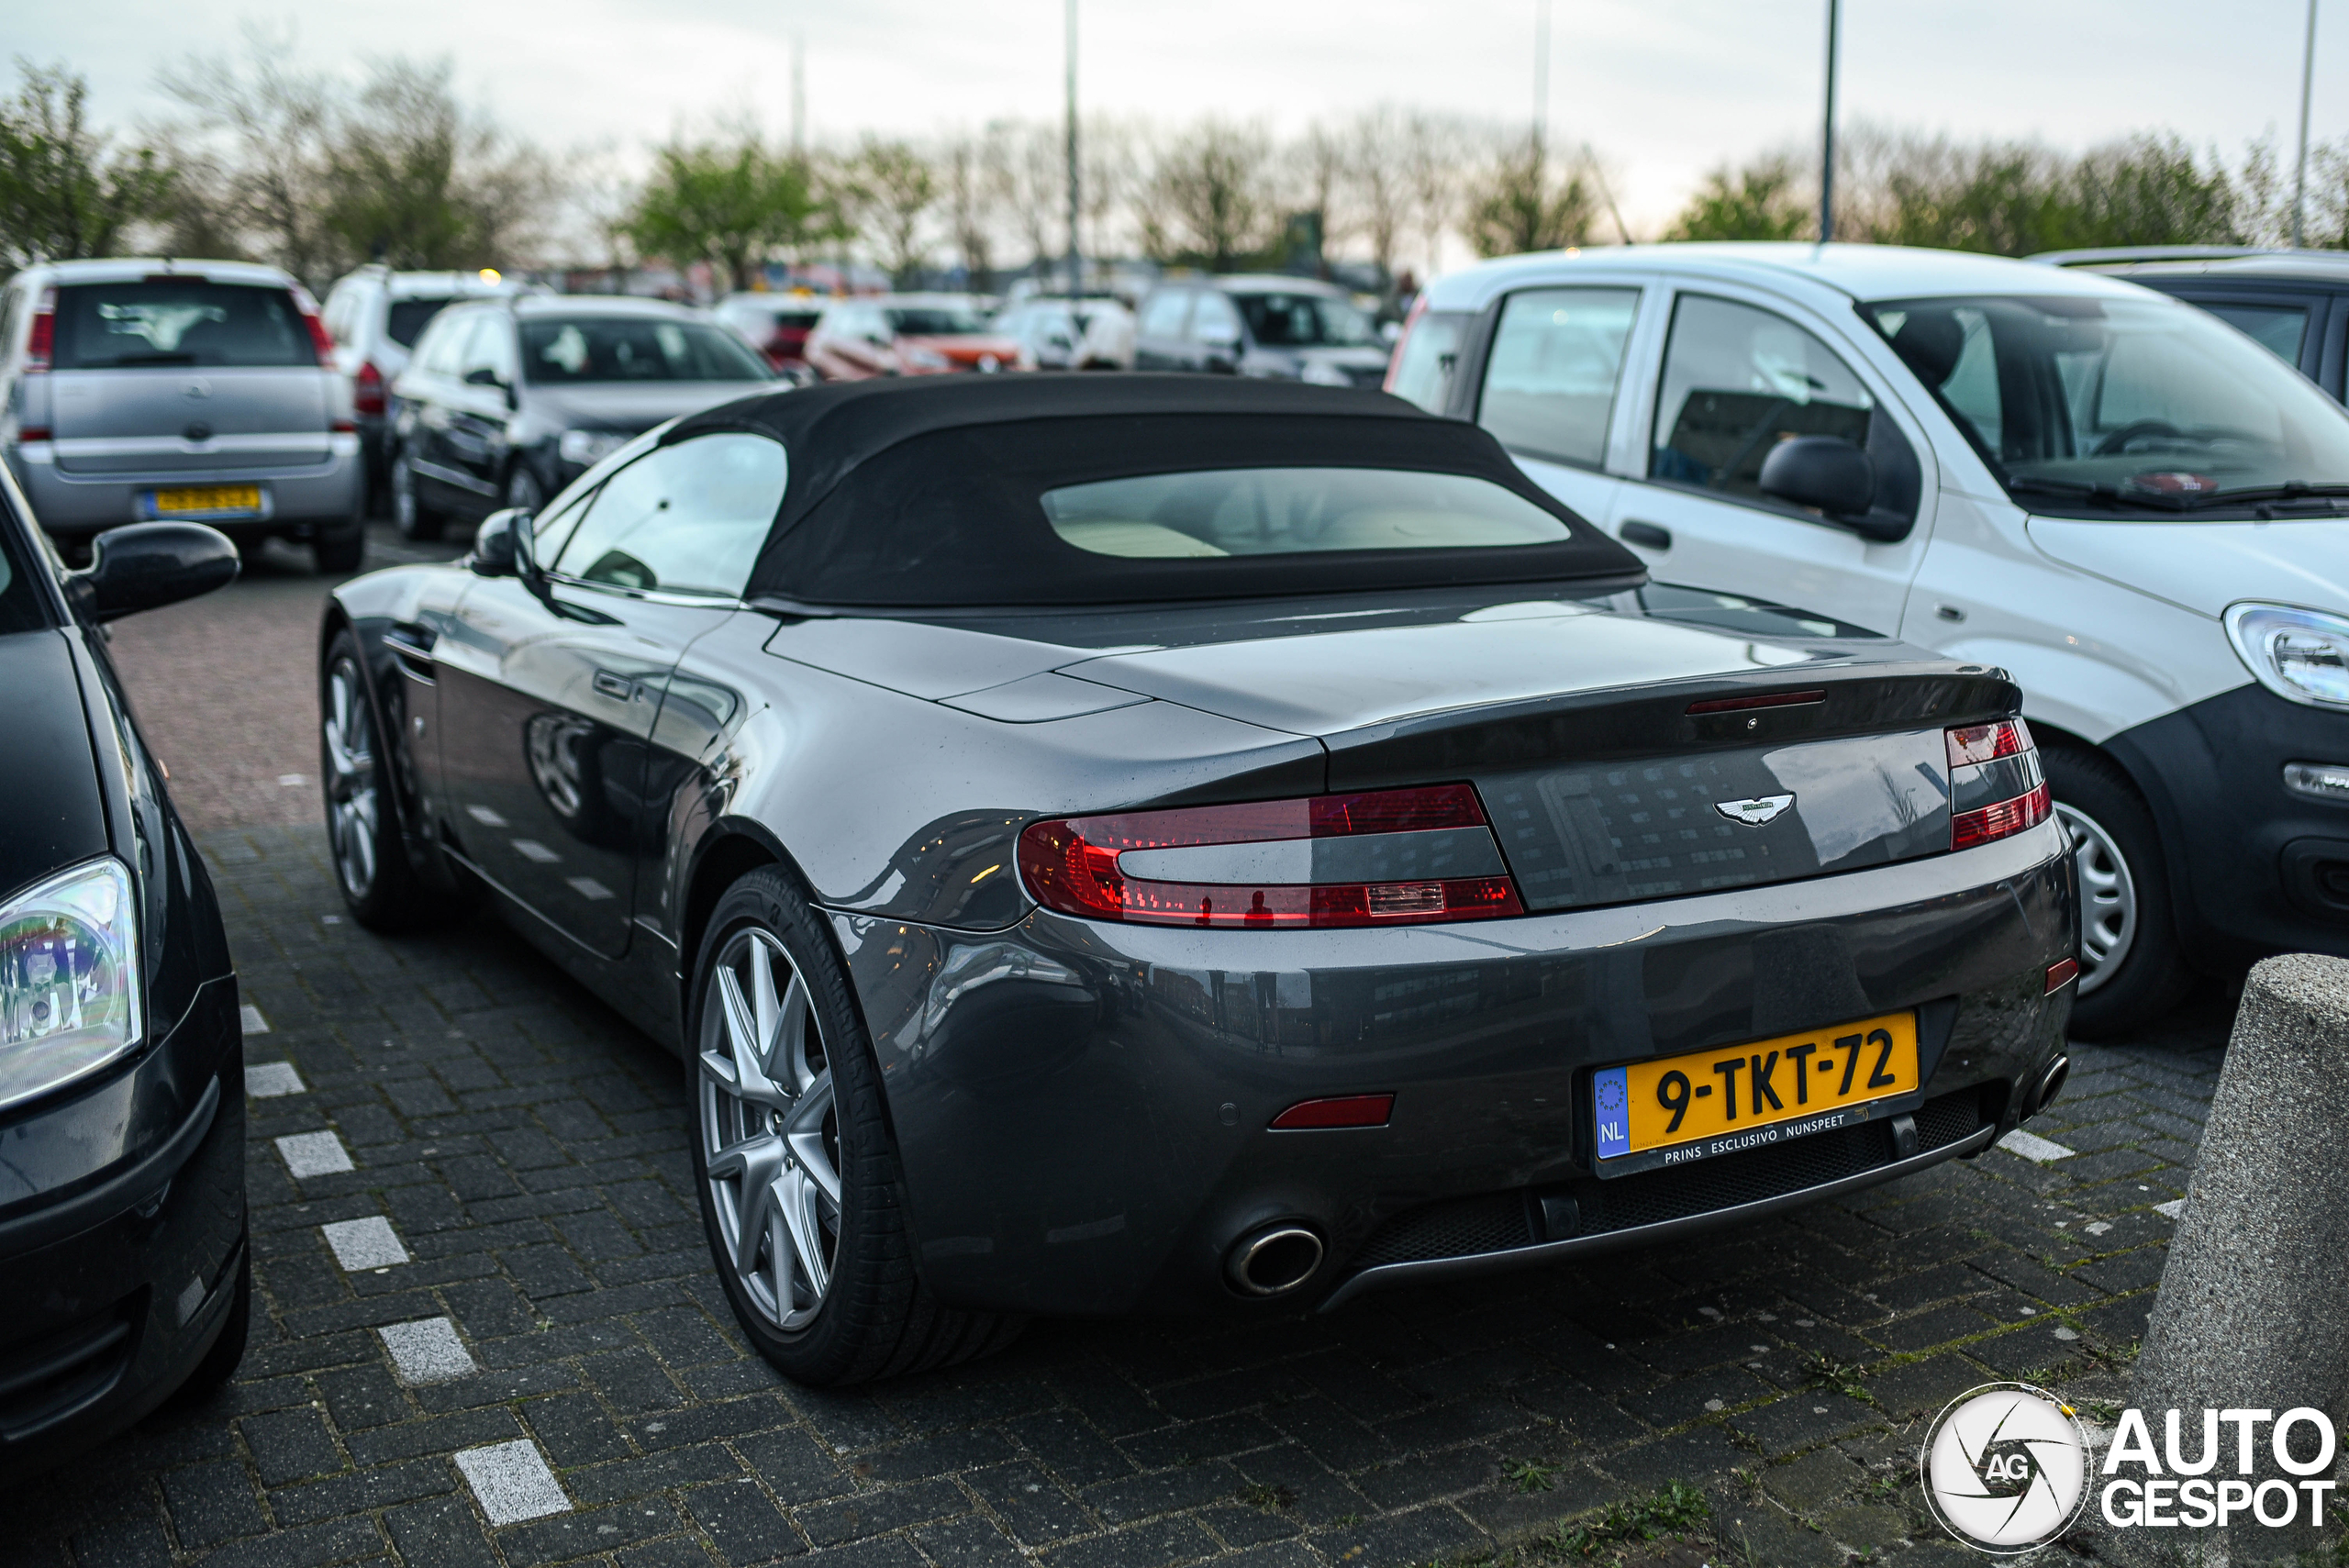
(1620, 520, 1673, 550)
(593, 671, 634, 702)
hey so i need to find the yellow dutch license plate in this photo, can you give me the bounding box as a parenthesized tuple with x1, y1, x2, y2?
(148, 484, 262, 518)
(1593, 1011, 1920, 1166)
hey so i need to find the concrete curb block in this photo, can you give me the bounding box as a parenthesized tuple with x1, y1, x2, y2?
(2131, 953, 2349, 1565)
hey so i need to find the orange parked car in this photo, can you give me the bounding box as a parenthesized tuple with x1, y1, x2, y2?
(802, 295, 1023, 380)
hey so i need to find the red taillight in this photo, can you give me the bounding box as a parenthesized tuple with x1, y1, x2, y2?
(1270, 1095, 1395, 1129)
(17, 426, 50, 443)
(1016, 784, 1526, 929)
(293, 290, 334, 362)
(1687, 688, 1825, 716)
(1947, 718, 2032, 767)
(24, 287, 54, 372)
(1946, 717, 2050, 850)
(352, 360, 385, 417)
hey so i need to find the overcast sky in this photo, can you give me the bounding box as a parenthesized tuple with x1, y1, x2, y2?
(20, 1, 2346, 241)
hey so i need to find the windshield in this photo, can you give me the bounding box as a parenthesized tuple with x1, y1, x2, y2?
(1234, 291, 1378, 349)
(520, 317, 771, 384)
(1865, 292, 2349, 513)
(1041, 467, 1571, 558)
(385, 297, 456, 348)
(885, 306, 992, 336)
(53, 281, 315, 370)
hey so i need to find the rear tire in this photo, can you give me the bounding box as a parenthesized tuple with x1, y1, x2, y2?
(314, 521, 365, 574)
(320, 629, 438, 930)
(390, 449, 445, 542)
(2044, 744, 2199, 1040)
(688, 867, 1023, 1386)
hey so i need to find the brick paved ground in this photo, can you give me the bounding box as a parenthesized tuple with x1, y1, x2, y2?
(5, 527, 2232, 1566)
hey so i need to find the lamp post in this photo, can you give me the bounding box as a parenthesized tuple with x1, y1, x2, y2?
(2295, 0, 2320, 248)
(1065, 0, 1081, 296)
(1820, 0, 1841, 243)
(1534, 0, 1552, 162)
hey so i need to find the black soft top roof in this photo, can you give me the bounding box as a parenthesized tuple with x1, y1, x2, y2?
(665, 375, 1644, 607)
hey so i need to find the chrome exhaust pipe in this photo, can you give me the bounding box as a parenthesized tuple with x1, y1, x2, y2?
(2032, 1054, 2071, 1117)
(1225, 1225, 1325, 1297)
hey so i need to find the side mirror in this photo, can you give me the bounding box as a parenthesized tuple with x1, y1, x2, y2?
(1759, 436, 1876, 519)
(71, 523, 239, 621)
(471, 506, 535, 578)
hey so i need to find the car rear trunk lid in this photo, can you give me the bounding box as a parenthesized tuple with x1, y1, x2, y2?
(48, 279, 329, 474)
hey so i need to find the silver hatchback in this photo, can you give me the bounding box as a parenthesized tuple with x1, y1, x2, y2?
(0, 258, 365, 572)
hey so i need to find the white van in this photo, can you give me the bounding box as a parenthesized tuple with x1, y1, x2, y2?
(1390, 242, 2349, 1036)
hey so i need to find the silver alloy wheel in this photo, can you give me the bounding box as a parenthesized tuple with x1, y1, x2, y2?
(2055, 800, 2136, 995)
(698, 928, 841, 1332)
(322, 658, 380, 899)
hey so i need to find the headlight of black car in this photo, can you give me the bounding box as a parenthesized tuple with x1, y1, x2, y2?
(0, 857, 141, 1112)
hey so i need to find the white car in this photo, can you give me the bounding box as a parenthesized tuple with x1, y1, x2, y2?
(1390, 241, 2349, 1036)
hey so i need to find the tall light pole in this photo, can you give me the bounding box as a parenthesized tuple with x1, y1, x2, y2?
(1820, 0, 1841, 243)
(790, 32, 806, 160)
(1533, 0, 1552, 162)
(2296, 0, 2320, 248)
(1064, 0, 1081, 296)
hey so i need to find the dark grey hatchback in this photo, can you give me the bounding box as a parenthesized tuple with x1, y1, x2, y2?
(0, 477, 247, 1483)
(323, 376, 2076, 1387)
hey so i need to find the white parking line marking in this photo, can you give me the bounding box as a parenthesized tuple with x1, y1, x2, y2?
(323, 1216, 409, 1270)
(1996, 1129, 2075, 1163)
(379, 1317, 476, 1384)
(276, 1130, 352, 1177)
(454, 1440, 570, 1525)
(2154, 1198, 2186, 1219)
(277, 773, 306, 786)
(245, 1061, 304, 1097)
(239, 1004, 271, 1035)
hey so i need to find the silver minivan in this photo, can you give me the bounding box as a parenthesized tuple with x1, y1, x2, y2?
(0, 258, 365, 572)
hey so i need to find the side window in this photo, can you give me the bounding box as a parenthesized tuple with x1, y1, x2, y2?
(416, 310, 470, 376)
(551, 433, 788, 599)
(1387, 310, 1469, 414)
(458, 316, 513, 384)
(2201, 301, 2310, 363)
(1476, 288, 1640, 466)
(1138, 291, 1192, 338)
(527, 484, 596, 566)
(1190, 294, 1242, 342)
(1651, 295, 1875, 500)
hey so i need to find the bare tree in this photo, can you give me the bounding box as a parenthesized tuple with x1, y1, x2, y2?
(843, 137, 936, 285)
(156, 28, 341, 283)
(1402, 111, 1466, 279)
(1286, 121, 1350, 272)
(1462, 133, 1598, 258)
(938, 130, 998, 290)
(1138, 117, 1275, 272)
(1342, 106, 1414, 278)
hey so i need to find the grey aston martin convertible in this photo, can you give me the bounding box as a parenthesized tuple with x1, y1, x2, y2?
(320, 376, 2076, 1385)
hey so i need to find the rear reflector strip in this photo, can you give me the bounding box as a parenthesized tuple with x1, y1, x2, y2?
(1686, 689, 1825, 715)
(1270, 1094, 1395, 1129)
(2046, 957, 2079, 993)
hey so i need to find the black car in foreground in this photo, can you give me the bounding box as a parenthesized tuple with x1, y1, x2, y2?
(0, 481, 247, 1483)
(324, 376, 2076, 1386)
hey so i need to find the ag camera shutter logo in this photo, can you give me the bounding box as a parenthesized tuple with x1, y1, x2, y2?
(1920, 1383, 2091, 1552)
